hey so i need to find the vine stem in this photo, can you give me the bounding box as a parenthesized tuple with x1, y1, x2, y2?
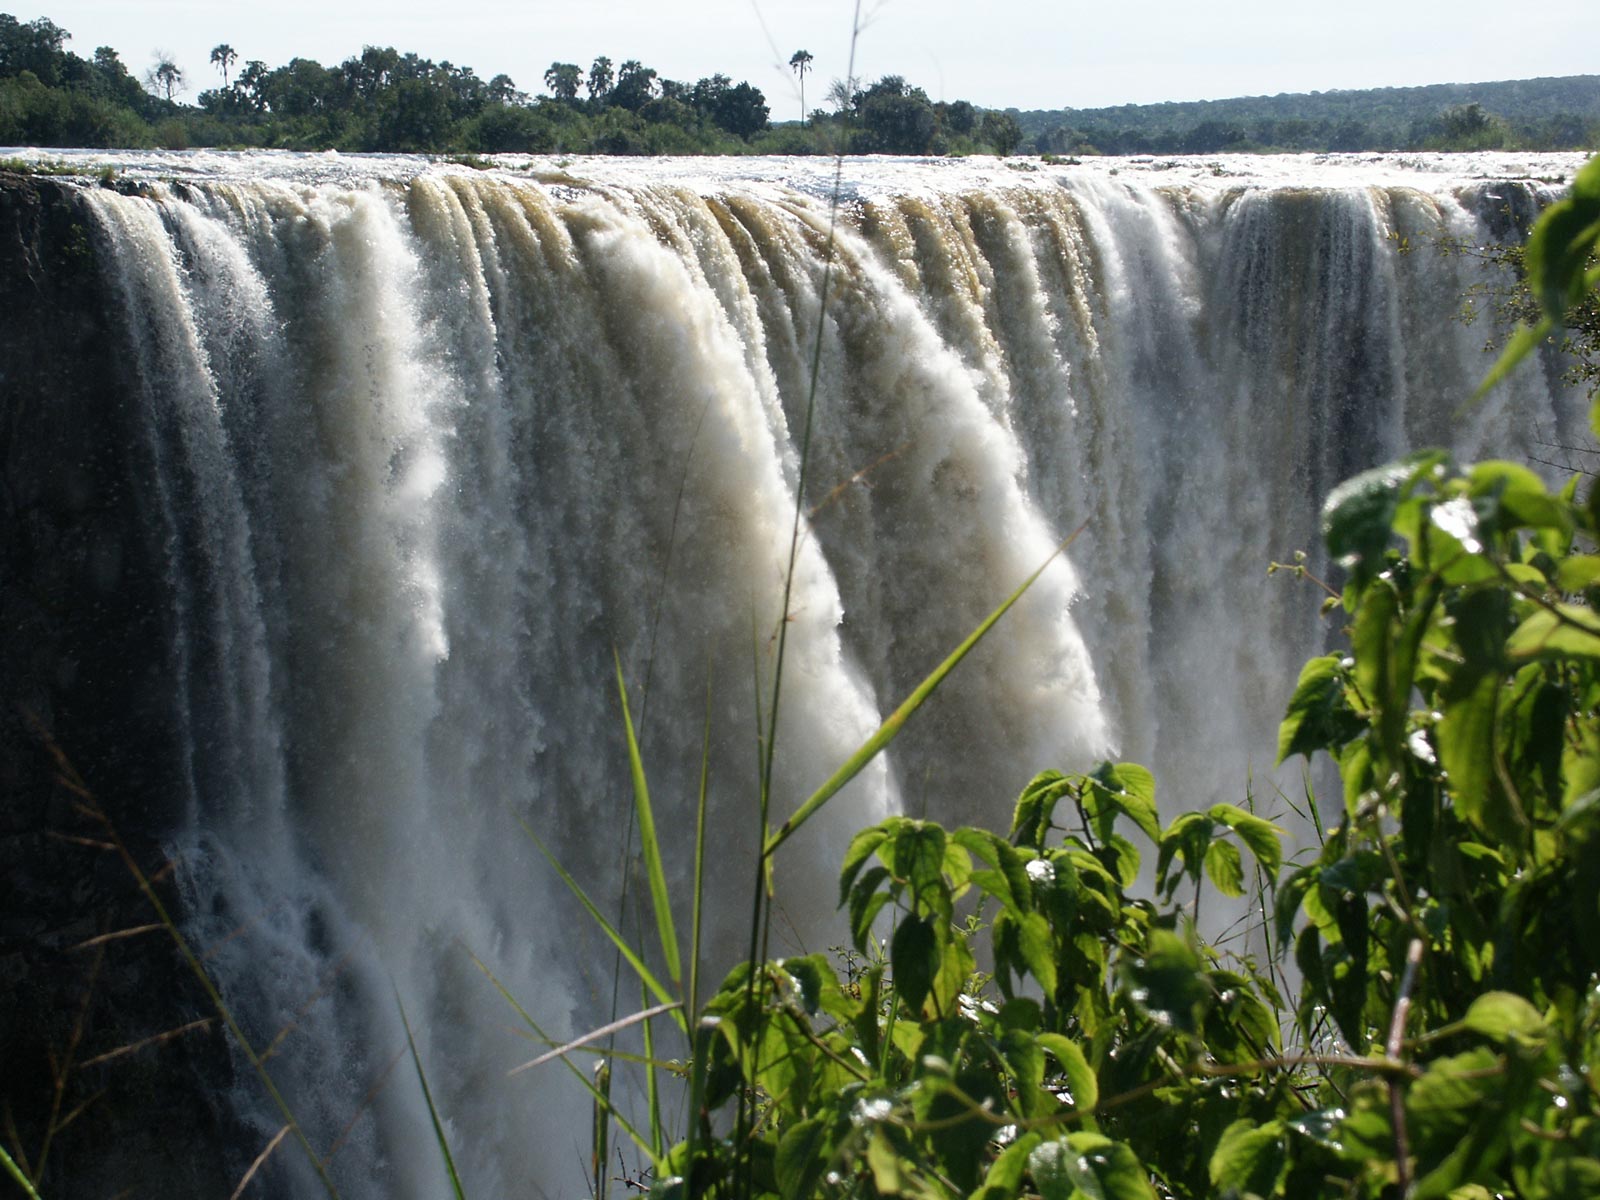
(1387, 938, 1425, 1197)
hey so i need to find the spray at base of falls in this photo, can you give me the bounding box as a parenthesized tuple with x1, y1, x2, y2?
(29, 151, 1586, 1196)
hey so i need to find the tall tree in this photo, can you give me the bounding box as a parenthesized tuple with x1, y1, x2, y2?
(543, 62, 582, 102)
(145, 52, 184, 102)
(209, 43, 236, 87)
(587, 55, 613, 102)
(788, 49, 812, 126)
(611, 59, 657, 111)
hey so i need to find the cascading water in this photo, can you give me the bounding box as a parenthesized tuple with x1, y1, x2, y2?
(6, 149, 1587, 1197)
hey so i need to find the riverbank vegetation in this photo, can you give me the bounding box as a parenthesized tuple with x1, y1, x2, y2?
(3, 10, 1595, 157)
(1020, 75, 1600, 156)
(0, 12, 1021, 156)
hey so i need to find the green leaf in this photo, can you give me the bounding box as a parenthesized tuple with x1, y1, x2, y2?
(1090, 763, 1160, 843)
(1437, 669, 1519, 842)
(1156, 812, 1212, 896)
(1029, 1134, 1154, 1200)
(1017, 910, 1058, 996)
(1563, 717, 1600, 816)
(849, 867, 892, 951)
(839, 826, 891, 907)
(1477, 316, 1555, 398)
(891, 821, 949, 909)
(865, 1128, 904, 1196)
(1407, 1047, 1499, 1124)
(1285, 1108, 1346, 1152)
(972, 1132, 1044, 1200)
(1208, 1118, 1287, 1197)
(775, 1115, 832, 1200)
(1556, 555, 1600, 592)
(1508, 604, 1600, 661)
(1323, 462, 1410, 578)
(1461, 991, 1547, 1043)
(1526, 173, 1600, 315)
(1203, 839, 1245, 898)
(1541, 1157, 1600, 1200)
(891, 915, 939, 1016)
(1469, 460, 1568, 535)
(1036, 1033, 1099, 1115)
(1124, 929, 1208, 1033)
(1013, 770, 1073, 847)
(1207, 804, 1285, 876)
(779, 954, 832, 1017)
(1277, 654, 1346, 764)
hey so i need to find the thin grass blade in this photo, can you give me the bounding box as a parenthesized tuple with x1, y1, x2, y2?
(765, 521, 1089, 858)
(86, 802, 339, 1199)
(507, 1001, 682, 1077)
(1, 1145, 41, 1200)
(592, 1059, 610, 1200)
(613, 650, 682, 988)
(514, 813, 684, 1028)
(690, 673, 712, 1025)
(641, 980, 663, 1160)
(396, 995, 467, 1200)
(228, 1125, 291, 1200)
(462, 948, 653, 1155)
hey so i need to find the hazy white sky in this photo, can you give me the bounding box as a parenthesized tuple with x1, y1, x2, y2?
(14, 0, 1599, 114)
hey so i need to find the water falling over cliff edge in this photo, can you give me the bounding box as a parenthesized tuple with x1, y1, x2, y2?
(0, 151, 1585, 1198)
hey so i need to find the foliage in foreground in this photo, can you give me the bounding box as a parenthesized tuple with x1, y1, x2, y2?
(544, 158, 1600, 1200)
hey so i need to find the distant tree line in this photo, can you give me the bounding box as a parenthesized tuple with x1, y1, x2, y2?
(0, 12, 1022, 156)
(13, 11, 1590, 159)
(1016, 76, 1600, 155)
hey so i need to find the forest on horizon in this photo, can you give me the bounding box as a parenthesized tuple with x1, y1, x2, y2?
(3, 10, 1597, 157)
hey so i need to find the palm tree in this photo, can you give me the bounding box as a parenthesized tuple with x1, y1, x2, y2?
(209, 43, 236, 87)
(145, 52, 184, 102)
(789, 49, 813, 126)
(544, 61, 582, 103)
(587, 56, 614, 103)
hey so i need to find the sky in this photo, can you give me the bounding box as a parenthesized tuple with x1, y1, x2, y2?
(13, 0, 1599, 115)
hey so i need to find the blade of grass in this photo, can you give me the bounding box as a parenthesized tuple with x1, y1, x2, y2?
(228, 1125, 291, 1200)
(513, 813, 684, 1030)
(506, 1002, 683, 1077)
(86, 804, 340, 1199)
(462, 948, 653, 1155)
(765, 519, 1090, 858)
(684, 679, 712, 1198)
(396, 994, 466, 1200)
(613, 650, 682, 990)
(640, 980, 663, 1161)
(691, 671, 712, 1026)
(23, 726, 340, 1197)
(592, 1059, 611, 1200)
(0, 1144, 42, 1200)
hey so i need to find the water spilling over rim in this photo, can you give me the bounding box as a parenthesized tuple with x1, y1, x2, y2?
(2, 145, 1589, 196)
(3, 150, 1588, 1196)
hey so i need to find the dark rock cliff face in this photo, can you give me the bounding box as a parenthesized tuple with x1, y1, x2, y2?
(0, 173, 248, 1198)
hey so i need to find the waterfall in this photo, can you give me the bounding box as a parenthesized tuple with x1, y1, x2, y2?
(25, 151, 1584, 1197)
